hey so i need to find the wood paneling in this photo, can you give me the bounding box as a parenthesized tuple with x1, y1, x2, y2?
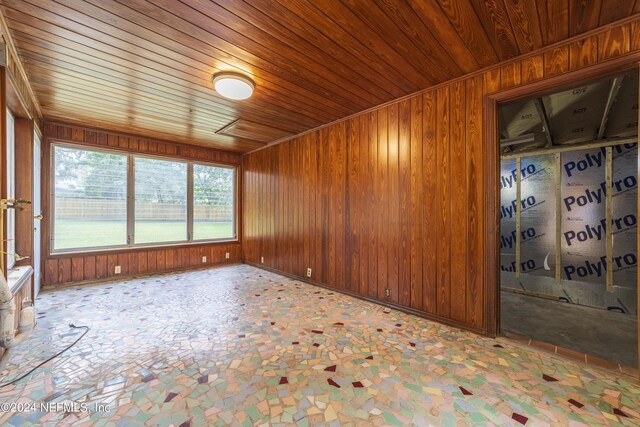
(569, 0, 602, 36)
(521, 54, 544, 83)
(14, 117, 34, 266)
(569, 36, 599, 70)
(465, 74, 485, 329)
(422, 92, 437, 314)
(537, 0, 569, 44)
(243, 18, 640, 334)
(217, 119, 292, 144)
(2, 1, 637, 152)
(544, 46, 570, 76)
(0, 10, 42, 130)
(44, 122, 241, 165)
(449, 80, 466, 323)
(470, 0, 520, 60)
(435, 85, 451, 319)
(41, 122, 242, 288)
(43, 243, 241, 288)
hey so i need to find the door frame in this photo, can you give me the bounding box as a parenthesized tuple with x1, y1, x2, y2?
(483, 54, 640, 371)
(33, 129, 41, 297)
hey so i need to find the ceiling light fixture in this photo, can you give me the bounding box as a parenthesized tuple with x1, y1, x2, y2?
(212, 72, 255, 100)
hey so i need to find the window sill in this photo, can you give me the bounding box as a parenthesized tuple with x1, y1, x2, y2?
(48, 239, 240, 258)
(8, 265, 33, 294)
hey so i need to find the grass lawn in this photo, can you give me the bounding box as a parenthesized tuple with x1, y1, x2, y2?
(54, 219, 234, 250)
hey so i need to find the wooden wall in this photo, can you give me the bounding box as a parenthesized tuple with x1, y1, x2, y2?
(243, 17, 640, 335)
(14, 117, 34, 266)
(42, 122, 242, 289)
(0, 12, 43, 131)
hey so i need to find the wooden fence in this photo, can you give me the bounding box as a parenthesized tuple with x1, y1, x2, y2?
(55, 198, 232, 220)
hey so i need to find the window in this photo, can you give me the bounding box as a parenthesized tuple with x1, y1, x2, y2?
(6, 110, 15, 268)
(51, 144, 237, 252)
(134, 157, 187, 244)
(53, 146, 128, 250)
(193, 164, 235, 240)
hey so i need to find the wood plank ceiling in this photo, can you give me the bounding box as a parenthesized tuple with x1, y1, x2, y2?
(2, 0, 638, 152)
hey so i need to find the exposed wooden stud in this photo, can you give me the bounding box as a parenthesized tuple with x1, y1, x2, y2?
(605, 146, 613, 293)
(515, 157, 522, 279)
(534, 97, 554, 147)
(555, 153, 561, 283)
(597, 76, 624, 140)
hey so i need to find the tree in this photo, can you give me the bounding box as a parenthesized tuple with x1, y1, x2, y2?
(54, 147, 234, 209)
(134, 158, 186, 204)
(194, 164, 233, 206)
(54, 147, 127, 200)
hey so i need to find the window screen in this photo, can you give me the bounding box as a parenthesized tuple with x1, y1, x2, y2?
(51, 144, 236, 253)
(53, 146, 128, 250)
(193, 164, 235, 240)
(134, 157, 188, 244)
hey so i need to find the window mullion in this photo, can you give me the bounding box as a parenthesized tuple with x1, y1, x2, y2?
(233, 168, 238, 240)
(127, 155, 135, 246)
(187, 162, 194, 242)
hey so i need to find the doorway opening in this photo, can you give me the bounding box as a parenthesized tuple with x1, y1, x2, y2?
(498, 70, 639, 368)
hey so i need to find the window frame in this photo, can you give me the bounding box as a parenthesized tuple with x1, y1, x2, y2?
(131, 154, 190, 246)
(192, 161, 237, 243)
(50, 142, 238, 254)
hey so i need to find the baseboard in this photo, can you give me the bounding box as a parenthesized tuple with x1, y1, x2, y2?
(244, 261, 486, 336)
(499, 332, 639, 378)
(41, 260, 242, 291)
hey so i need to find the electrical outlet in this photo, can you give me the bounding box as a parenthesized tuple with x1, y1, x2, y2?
(225, 252, 230, 259)
(385, 288, 391, 297)
(202, 256, 207, 263)
(115, 265, 121, 274)
(306, 268, 312, 278)
(261, 256, 264, 264)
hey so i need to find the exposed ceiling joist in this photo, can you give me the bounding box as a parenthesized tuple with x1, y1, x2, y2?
(500, 133, 535, 147)
(501, 135, 638, 159)
(597, 76, 624, 140)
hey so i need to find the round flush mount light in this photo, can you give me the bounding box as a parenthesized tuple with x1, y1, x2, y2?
(212, 72, 255, 100)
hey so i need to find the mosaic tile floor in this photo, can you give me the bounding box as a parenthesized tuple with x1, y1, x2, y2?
(0, 264, 638, 426)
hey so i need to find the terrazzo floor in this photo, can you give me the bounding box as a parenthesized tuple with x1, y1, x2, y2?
(0, 264, 638, 426)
